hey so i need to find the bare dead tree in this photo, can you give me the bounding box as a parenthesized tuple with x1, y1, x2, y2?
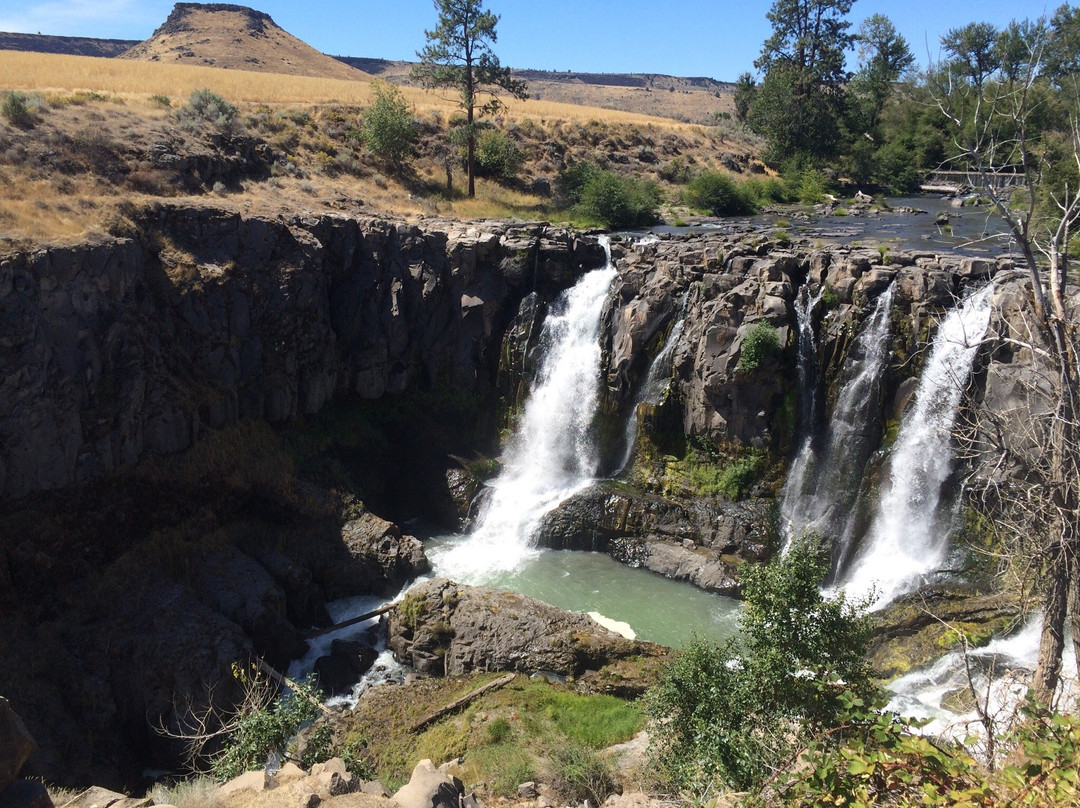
(930, 16, 1080, 703)
(153, 661, 278, 773)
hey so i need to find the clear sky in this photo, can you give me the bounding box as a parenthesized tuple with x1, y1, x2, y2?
(0, 0, 1055, 81)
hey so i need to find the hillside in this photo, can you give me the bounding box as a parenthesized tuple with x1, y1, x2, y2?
(338, 57, 734, 124)
(0, 0, 732, 125)
(0, 32, 138, 57)
(119, 2, 371, 81)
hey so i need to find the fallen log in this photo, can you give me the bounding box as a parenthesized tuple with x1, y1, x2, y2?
(255, 658, 333, 716)
(409, 673, 517, 733)
(303, 603, 395, 640)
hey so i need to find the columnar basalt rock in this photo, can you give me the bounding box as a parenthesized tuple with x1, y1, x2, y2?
(0, 208, 603, 501)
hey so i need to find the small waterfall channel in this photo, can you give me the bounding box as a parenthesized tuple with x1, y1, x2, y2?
(615, 317, 686, 474)
(840, 284, 994, 605)
(781, 284, 896, 558)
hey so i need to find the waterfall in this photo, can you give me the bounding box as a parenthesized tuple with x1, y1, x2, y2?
(840, 284, 994, 606)
(429, 247, 618, 582)
(781, 284, 895, 552)
(615, 317, 685, 474)
(794, 284, 825, 437)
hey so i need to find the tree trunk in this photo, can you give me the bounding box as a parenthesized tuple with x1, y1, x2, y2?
(467, 104, 476, 198)
(1032, 542, 1068, 704)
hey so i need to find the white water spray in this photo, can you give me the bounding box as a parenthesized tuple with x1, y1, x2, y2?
(840, 284, 994, 606)
(429, 247, 618, 582)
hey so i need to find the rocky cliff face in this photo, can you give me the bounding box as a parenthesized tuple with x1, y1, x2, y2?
(0, 205, 604, 501)
(534, 233, 1020, 593)
(0, 207, 603, 788)
(0, 206, 1050, 790)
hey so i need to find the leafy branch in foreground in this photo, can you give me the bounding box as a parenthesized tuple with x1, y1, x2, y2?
(645, 538, 875, 795)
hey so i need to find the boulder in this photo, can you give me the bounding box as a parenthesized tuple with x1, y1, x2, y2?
(392, 760, 463, 808)
(387, 579, 665, 678)
(60, 787, 152, 808)
(314, 641, 379, 697)
(315, 513, 430, 599)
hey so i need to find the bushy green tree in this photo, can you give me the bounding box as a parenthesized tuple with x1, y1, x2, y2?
(414, 0, 527, 197)
(749, 0, 854, 163)
(733, 72, 757, 124)
(473, 127, 523, 180)
(574, 171, 662, 229)
(360, 80, 418, 172)
(645, 539, 875, 793)
(684, 171, 757, 216)
(555, 159, 602, 207)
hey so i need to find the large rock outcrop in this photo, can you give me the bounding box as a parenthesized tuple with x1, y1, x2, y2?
(387, 578, 666, 680)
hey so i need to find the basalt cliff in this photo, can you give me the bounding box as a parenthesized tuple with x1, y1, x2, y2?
(0, 204, 1062, 788)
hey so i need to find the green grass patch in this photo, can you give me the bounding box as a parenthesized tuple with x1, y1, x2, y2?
(340, 674, 644, 797)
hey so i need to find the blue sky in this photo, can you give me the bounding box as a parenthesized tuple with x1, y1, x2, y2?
(0, 0, 1053, 81)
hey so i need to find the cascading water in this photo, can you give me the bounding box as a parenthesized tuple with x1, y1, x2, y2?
(428, 247, 618, 583)
(615, 317, 685, 474)
(839, 283, 994, 606)
(781, 284, 895, 552)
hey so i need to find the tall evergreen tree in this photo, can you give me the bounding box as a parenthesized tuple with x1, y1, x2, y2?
(414, 0, 527, 197)
(750, 0, 856, 163)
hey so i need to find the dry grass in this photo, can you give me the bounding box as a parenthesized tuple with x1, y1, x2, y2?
(0, 51, 762, 245)
(0, 51, 707, 129)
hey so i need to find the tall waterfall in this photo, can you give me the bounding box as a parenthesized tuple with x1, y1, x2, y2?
(781, 284, 895, 551)
(840, 284, 994, 605)
(429, 251, 618, 582)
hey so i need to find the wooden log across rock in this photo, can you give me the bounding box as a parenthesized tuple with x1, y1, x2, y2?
(409, 674, 517, 733)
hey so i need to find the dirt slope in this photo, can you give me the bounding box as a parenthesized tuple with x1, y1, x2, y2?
(120, 2, 370, 81)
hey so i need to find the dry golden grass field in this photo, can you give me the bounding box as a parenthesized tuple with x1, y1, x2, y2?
(0, 51, 758, 245)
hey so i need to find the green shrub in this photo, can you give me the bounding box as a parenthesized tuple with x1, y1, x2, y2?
(211, 675, 323, 780)
(474, 128, 524, 181)
(778, 694, 1080, 807)
(645, 539, 876, 793)
(741, 176, 795, 205)
(575, 171, 662, 229)
(689, 452, 768, 500)
(1, 91, 34, 128)
(360, 80, 418, 171)
(737, 321, 781, 373)
(555, 159, 602, 207)
(150, 94, 171, 108)
(178, 88, 239, 133)
(683, 171, 757, 215)
(658, 157, 693, 184)
(793, 167, 830, 204)
(547, 743, 617, 805)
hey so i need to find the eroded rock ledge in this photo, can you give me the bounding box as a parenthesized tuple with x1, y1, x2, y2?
(387, 578, 667, 695)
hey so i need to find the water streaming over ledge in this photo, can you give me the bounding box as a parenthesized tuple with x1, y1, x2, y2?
(840, 284, 994, 606)
(616, 317, 685, 475)
(428, 247, 618, 583)
(782, 284, 896, 561)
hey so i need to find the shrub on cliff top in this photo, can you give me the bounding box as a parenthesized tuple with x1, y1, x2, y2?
(683, 171, 757, 216)
(177, 88, 239, 134)
(574, 170, 662, 229)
